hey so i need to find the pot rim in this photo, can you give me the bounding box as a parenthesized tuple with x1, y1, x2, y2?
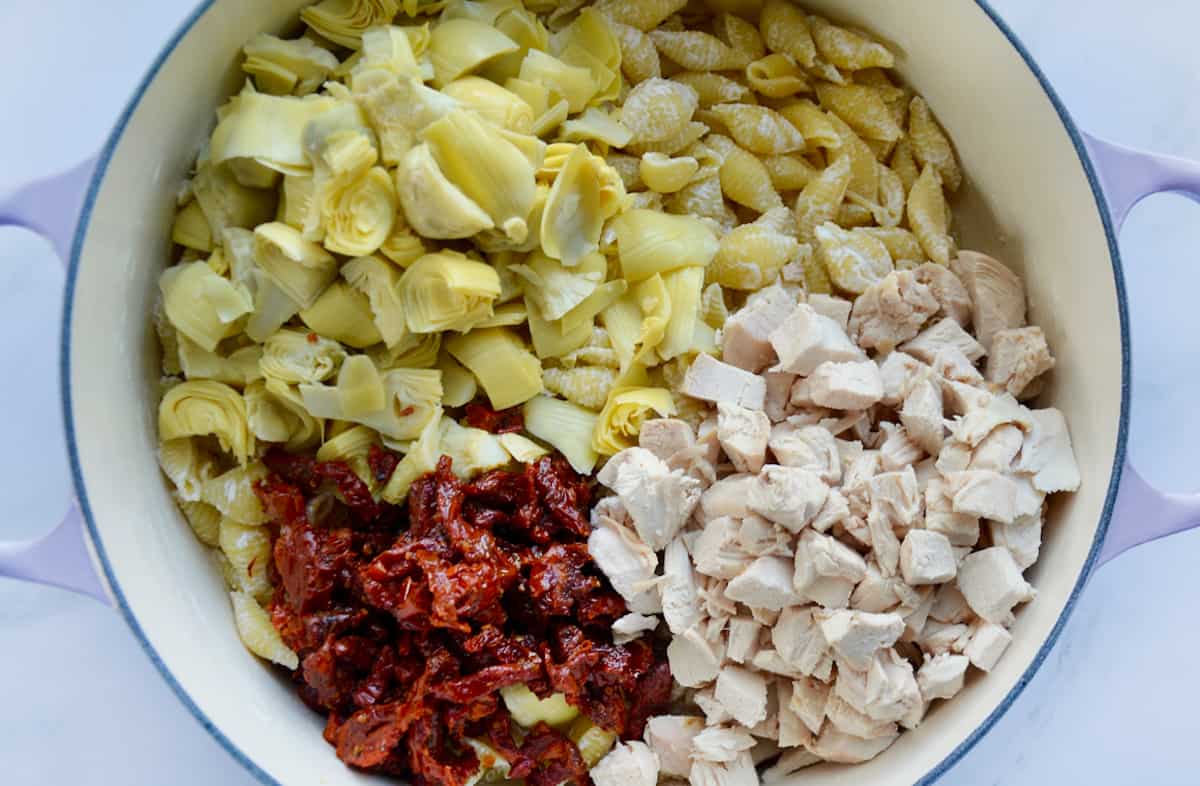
(58, 1, 1132, 783)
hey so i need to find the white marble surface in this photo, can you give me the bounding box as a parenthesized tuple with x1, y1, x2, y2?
(1, 1, 1198, 783)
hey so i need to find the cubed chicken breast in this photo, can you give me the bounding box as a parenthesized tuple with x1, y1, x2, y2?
(769, 304, 865, 376)
(683, 353, 767, 410)
(986, 326, 1055, 398)
(847, 271, 940, 352)
(952, 250, 1026, 350)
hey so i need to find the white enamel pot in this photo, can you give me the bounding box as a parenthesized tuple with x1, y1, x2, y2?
(2, 1, 1199, 784)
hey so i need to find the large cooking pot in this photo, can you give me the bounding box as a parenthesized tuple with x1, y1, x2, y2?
(1, 1, 1198, 784)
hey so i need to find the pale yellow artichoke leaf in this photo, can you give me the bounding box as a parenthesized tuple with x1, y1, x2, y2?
(159, 380, 254, 465)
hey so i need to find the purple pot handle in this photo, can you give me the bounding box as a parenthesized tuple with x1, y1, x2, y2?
(0, 157, 111, 604)
(1083, 133, 1200, 564)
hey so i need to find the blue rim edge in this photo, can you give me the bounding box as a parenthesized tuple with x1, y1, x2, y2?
(58, 2, 1131, 785)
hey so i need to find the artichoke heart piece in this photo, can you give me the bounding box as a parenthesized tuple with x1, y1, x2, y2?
(560, 107, 634, 149)
(337, 355, 386, 418)
(657, 266, 705, 362)
(246, 276, 303, 344)
(351, 69, 456, 167)
(442, 77, 535, 134)
(172, 201, 213, 252)
(497, 432, 549, 464)
(253, 222, 338, 309)
(179, 337, 263, 387)
(512, 250, 605, 323)
(446, 327, 543, 411)
(160, 261, 254, 353)
(422, 109, 538, 244)
(380, 407, 443, 503)
(301, 0, 402, 49)
(300, 281, 384, 349)
(322, 166, 398, 259)
(437, 351, 479, 408)
(359, 26, 423, 79)
(243, 34, 339, 96)
(474, 302, 528, 329)
(527, 299, 594, 361)
(159, 380, 255, 465)
(192, 163, 278, 237)
(522, 395, 599, 475)
(438, 418, 512, 478)
(500, 684, 579, 729)
(561, 279, 628, 336)
(260, 329, 348, 384)
(614, 209, 720, 282)
(592, 386, 677, 455)
(301, 367, 442, 441)
(541, 146, 626, 269)
(316, 424, 380, 489)
(568, 717, 618, 769)
(399, 251, 500, 334)
(519, 50, 597, 114)
(342, 255, 409, 348)
(482, 6, 550, 82)
(629, 274, 672, 365)
(396, 144, 495, 240)
(429, 18, 520, 87)
(370, 332, 442, 370)
(210, 91, 339, 176)
(555, 7, 622, 103)
(245, 380, 323, 450)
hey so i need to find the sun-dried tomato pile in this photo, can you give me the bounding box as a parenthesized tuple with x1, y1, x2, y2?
(255, 444, 671, 786)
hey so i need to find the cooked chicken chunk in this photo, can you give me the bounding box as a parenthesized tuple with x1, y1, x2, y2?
(815, 609, 905, 671)
(990, 514, 1043, 571)
(824, 692, 897, 739)
(1014, 407, 1081, 493)
(900, 530, 957, 586)
(592, 742, 659, 786)
(612, 612, 660, 644)
(715, 668, 770, 726)
(957, 547, 1034, 624)
(769, 304, 865, 376)
(807, 360, 884, 410)
(793, 529, 868, 608)
(701, 474, 757, 520)
(848, 271, 940, 352)
(807, 293, 853, 331)
(917, 653, 969, 701)
(748, 465, 829, 533)
(639, 418, 696, 462)
(726, 617, 763, 664)
(944, 470, 1019, 524)
(662, 537, 701, 635)
(963, 621, 1013, 672)
(902, 317, 986, 364)
(725, 556, 801, 610)
(986, 326, 1055, 398)
(913, 262, 973, 326)
(599, 447, 703, 549)
(689, 751, 758, 786)
(768, 421, 841, 482)
(717, 402, 771, 473)
(771, 607, 831, 677)
(878, 350, 928, 406)
(683, 353, 768, 410)
(789, 675, 831, 736)
(693, 516, 753, 579)
(763, 371, 796, 422)
(900, 373, 945, 454)
(722, 284, 796, 372)
(952, 251, 1026, 350)
(969, 423, 1024, 472)
(668, 626, 722, 687)
(645, 716, 705, 777)
(924, 477, 981, 547)
(809, 726, 898, 764)
(588, 514, 661, 614)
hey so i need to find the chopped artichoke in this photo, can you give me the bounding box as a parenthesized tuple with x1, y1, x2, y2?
(522, 395, 599, 474)
(159, 380, 254, 465)
(437, 351, 478, 408)
(301, 0, 402, 49)
(592, 386, 676, 455)
(301, 367, 442, 441)
(497, 432, 550, 464)
(429, 18, 520, 87)
(399, 251, 501, 334)
(463, 738, 513, 786)
(500, 684, 579, 729)
(484, 6, 549, 82)
(518, 50, 597, 113)
(380, 407, 443, 502)
(541, 145, 626, 268)
(438, 418, 512, 477)
(179, 337, 263, 387)
(614, 209, 720, 282)
(442, 77, 535, 133)
(242, 33, 339, 96)
(192, 162, 278, 237)
(359, 25, 423, 79)
(253, 222, 338, 309)
(396, 143, 495, 239)
(352, 69, 457, 166)
(210, 91, 339, 176)
(172, 201, 213, 252)
(657, 266, 705, 362)
(337, 355, 386, 417)
(370, 332, 442, 370)
(446, 327, 543, 410)
(160, 262, 254, 352)
(511, 250, 605, 322)
(527, 300, 594, 360)
(341, 255, 409, 347)
(599, 292, 643, 372)
(245, 276, 303, 344)
(560, 106, 633, 148)
(299, 281, 384, 349)
(322, 166, 397, 258)
(244, 379, 323, 451)
(316, 423, 379, 488)
(560, 279, 628, 335)
(260, 329, 348, 384)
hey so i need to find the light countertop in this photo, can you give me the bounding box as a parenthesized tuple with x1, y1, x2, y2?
(1, 1, 1198, 783)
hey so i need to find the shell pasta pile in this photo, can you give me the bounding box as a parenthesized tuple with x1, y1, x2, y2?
(149, 0, 1067, 783)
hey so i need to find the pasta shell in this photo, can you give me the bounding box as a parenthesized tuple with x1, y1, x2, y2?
(640, 152, 701, 194)
(714, 12, 766, 62)
(763, 153, 817, 191)
(650, 29, 752, 71)
(890, 138, 920, 194)
(759, 0, 817, 67)
(814, 221, 894, 294)
(817, 83, 903, 142)
(609, 19, 661, 83)
(794, 153, 852, 240)
(809, 14, 895, 71)
(710, 103, 806, 154)
(543, 366, 618, 410)
(230, 591, 298, 669)
(220, 518, 272, 603)
(622, 78, 700, 145)
(709, 208, 801, 290)
(776, 99, 841, 152)
(671, 71, 752, 107)
(158, 438, 217, 502)
(707, 134, 785, 213)
(907, 164, 955, 265)
(745, 53, 810, 99)
(177, 499, 222, 547)
(909, 96, 963, 192)
(826, 112, 879, 202)
(859, 227, 925, 267)
(593, 0, 689, 32)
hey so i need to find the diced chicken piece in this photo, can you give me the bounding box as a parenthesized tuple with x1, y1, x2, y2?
(701, 474, 757, 520)
(771, 607, 830, 677)
(991, 514, 1043, 571)
(866, 509, 902, 579)
(920, 621, 972, 655)
(683, 353, 767, 410)
(824, 693, 898, 739)
(808, 360, 884, 410)
(952, 250, 1026, 350)
(986, 326, 1055, 398)
(592, 742, 659, 786)
(752, 648, 808, 681)
(902, 317, 986, 364)
(699, 575, 740, 620)
(816, 609, 905, 671)
(793, 529, 868, 609)
(935, 441, 973, 476)
(851, 561, 899, 613)
(942, 378, 992, 416)
(612, 612, 660, 645)
(900, 586, 936, 641)
(645, 716, 705, 777)
(697, 417, 722, 462)
(717, 402, 771, 473)
(749, 465, 829, 533)
(598, 448, 703, 549)
(848, 271, 940, 352)
(863, 648, 922, 723)
(900, 530, 957, 586)
(761, 748, 822, 782)
(958, 547, 1034, 624)
(694, 516, 752, 579)
(1014, 408, 1081, 493)
(662, 538, 701, 635)
(774, 680, 808, 748)
(725, 556, 801, 610)
(963, 621, 1013, 672)
(808, 293, 853, 330)
(878, 351, 928, 406)
(917, 653, 969, 701)
(668, 626, 722, 687)
(692, 726, 757, 764)
(901, 374, 945, 454)
(931, 346, 985, 386)
(952, 393, 1032, 447)
(809, 726, 898, 764)
(969, 423, 1024, 472)
(695, 686, 734, 725)
(789, 675, 831, 736)
(945, 470, 1020, 524)
(589, 515, 662, 614)
(715, 667, 770, 727)
(727, 617, 763, 664)
(1012, 474, 1045, 519)
(690, 752, 758, 786)
(760, 375, 794, 426)
(769, 304, 865, 376)
(930, 583, 973, 624)
(768, 422, 841, 482)
(878, 422, 925, 472)
(722, 284, 796, 372)
(737, 514, 793, 558)
(870, 467, 922, 529)
(812, 488, 850, 533)
(913, 262, 973, 326)
(639, 418, 696, 462)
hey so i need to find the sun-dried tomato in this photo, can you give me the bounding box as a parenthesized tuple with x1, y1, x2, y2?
(368, 444, 400, 485)
(255, 476, 308, 528)
(528, 544, 600, 618)
(315, 461, 381, 522)
(462, 402, 525, 434)
(513, 723, 591, 786)
(625, 658, 673, 740)
(262, 448, 322, 493)
(274, 522, 356, 614)
(534, 457, 592, 538)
